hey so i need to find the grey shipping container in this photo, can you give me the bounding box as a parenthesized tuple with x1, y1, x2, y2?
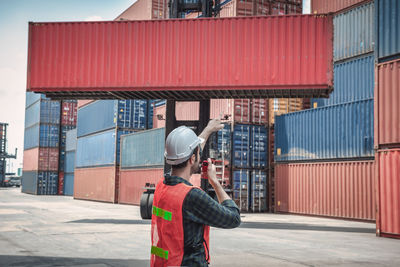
(334, 2, 374, 61)
(25, 100, 60, 128)
(21, 171, 58, 195)
(63, 173, 74, 196)
(66, 128, 77, 152)
(376, 0, 400, 61)
(311, 53, 374, 108)
(120, 128, 165, 169)
(65, 151, 75, 174)
(76, 129, 134, 168)
(275, 99, 374, 162)
(25, 92, 47, 109)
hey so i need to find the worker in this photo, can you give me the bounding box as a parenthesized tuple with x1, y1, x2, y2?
(150, 119, 241, 267)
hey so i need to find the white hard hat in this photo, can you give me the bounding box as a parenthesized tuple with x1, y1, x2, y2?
(165, 126, 204, 165)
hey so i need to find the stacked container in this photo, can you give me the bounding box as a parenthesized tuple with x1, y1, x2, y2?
(74, 100, 153, 203)
(274, 0, 376, 221)
(22, 92, 61, 195)
(64, 129, 77, 196)
(374, 0, 400, 239)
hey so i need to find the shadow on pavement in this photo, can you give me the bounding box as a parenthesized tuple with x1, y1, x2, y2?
(239, 222, 375, 233)
(0, 255, 149, 267)
(67, 219, 151, 225)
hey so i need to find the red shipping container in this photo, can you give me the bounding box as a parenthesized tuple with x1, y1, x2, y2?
(234, 99, 251, 124)
(61, 101, 77, 126)
(27, 16, 333, 99)
(375, 59, 400, 149)
(23, 147, 59, 171)
(252, 99, 268, 124)
(74, 166, 119, 203)
(58, 171, 64, 195)
(153, 104, 166, 129)
(275, 161, 376, 221)
(376, 149, 400, 239)
(311, 0, 370, 14)
(77, 100, 94, 109)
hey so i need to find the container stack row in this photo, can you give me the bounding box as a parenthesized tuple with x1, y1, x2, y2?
(73, 100, 154, 203)
(22, 93, 62, 195)
(274, 0, 376, 221)
(374, 0, 400, 239)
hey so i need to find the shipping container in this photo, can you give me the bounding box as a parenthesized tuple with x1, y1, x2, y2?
(24, 100, 60, 128)
(76, 129, 134, 168)
(376, 148, 400, 238)
(119, 168, 164, 205)
(233, 169, 250, 212)
(275, 99, 374, 162)
(77, 100, 94, 109)
(251, 99, 268, 125)
(66, 128, 77, 152)
(333, 2, 374, 61)
(24, 124, 60, 150)
(219, 0, 302, 17)
(251, 170, 267, 212)
(61, 101, 77, 126)
(59, 125, 76, 172)
(58, 171, 64, 195)
(74, 166, 118, 203)
(65, 151, 75, 174)
(115, 0, 168, 20)
(27, 16, 334, 99)
(23, 147, 59, 171)
(251, 125, 268, 168)
(153, 104, 166, 129)
(210, 123, 232, 159)
(21, 171, 58, 195)
(311, 0, 370, 14)
(269, 98, 304, 125)
(311, 54, 374, 108)
(374, 59, 400, 148)
(376, 0, 400, 61)
(234, 99, 251, 124)
(25, 92, 47, 109)
(77, 100, 149, 137)
(63, 173, 74, 196)
(121, 128, 165, 169)
(233, 124, 251, 168)
(275, 160, 375, 221)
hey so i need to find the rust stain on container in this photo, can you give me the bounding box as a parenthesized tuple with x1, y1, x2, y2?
(275, 161, 375, 221)
(74, 166, 118, 203)
(376, 149, 400, 239)
(375, 59, 400, 149)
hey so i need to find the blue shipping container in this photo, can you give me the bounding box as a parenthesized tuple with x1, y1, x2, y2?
(233, 125, 251, 168)
(120, 128, 165, 169)
(334, 2, 374, 61)
(25, 100, 60, 128)
(63, 173, 74, 196)
(65, 151, 75, 173)
(76, 129, 133, 168)
(21, 171, 58, 195)
(24, 124, 60, 150)
(376, 0, 400, 61)
(66, 128, 77, 152)
(251, 170, 267, 212)
(25, 92, 48, 109)
(233, 169, 250, 212)
(59, 126, 76, 171)
(210, 123, 231, 159)
(275, 99, 374, 162)
(311, 54, 374, 108)
(77, 100, 150, 137)
(251, 125, 268, 168)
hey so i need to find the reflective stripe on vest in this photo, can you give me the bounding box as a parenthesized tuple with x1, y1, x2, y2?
(152, 206, 172, 221)
(151, 246, 169, 260)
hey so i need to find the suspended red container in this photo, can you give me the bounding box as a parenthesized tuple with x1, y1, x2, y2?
(27, 15, 333, 99)
(275, 161, 376, 221)
(376, 148, 400, 239)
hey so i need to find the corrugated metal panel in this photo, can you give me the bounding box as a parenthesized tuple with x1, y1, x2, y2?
(61, 101, 77, 126)
(311, 54, 374, 108)
(334, 2, 374, 61)
(25, 100, 60, 128)
(76, 129, 134, 168)
(25, 92, 47, 108)
(210, 99, 233, 120)
(63, 173, 74, 196)
(77, 100, 148, 137)
(233, 125, 251, 168)
(252, 99, 268, 124)
(251, 170, 267, 212)
(234, 99, 251, 124)
(233, 169, 250, 212)
(119, 168, 163, 205)
(375, 59, 400, 148)
(175, 102, 199, 121)
(66, 128, 77, 152)
(24, 124, 60, 150)
(275, 161, 375, 221)
(27, 16, 334, 99)
(23, 147, 59, 171)
(376, 0, 400, 61)
(275, 99, 374, 162)
(74, 166, 118, 203)
(21, 171, 58, 195)
(121, 128, 165, 169)
(312, 0, 370, 14)
(65, 151, 75, 174)
(376, 149, 400, 238)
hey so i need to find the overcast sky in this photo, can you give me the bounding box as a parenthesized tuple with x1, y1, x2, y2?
(0, 0, 310, 173)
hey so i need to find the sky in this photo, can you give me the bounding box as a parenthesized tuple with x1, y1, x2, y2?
(0, 0, 310, 174)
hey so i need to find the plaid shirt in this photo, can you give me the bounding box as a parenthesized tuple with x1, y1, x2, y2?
(163, 174, 241, 266)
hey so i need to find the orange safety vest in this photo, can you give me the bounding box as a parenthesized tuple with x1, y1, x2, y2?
(150, 178, 210, 267)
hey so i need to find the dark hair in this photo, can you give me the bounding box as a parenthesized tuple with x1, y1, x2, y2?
(171, 146, 199, 170)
